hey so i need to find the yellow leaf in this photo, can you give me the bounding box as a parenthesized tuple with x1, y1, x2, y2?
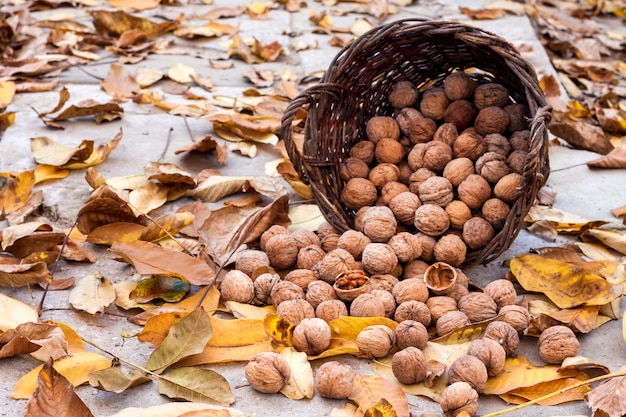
(510, 254, 623, 308)
(280, 348, 314, 399)
(0, 170, 35, 214)
(350, 375, 410, 417)
(499, 376, 590, 405)
(329, 403, 358, 417)
(86, 222, 146, 245)
(45, 321, 85, 354)
(287, 204, 324, 232)
(33, 165, 69, 184)
(30, 137, 94, 166)
(139, 212, 195, 242)
(264, 313, 294, 347)
(64, 128, 123, 169)
(0, 293, 38, 332)
(328, 316, 398, 343)
(484, 355, 565, 395)
(11, 351, 111, 399)
(128, 182, 169, 215)
(106, 174, 150, 190)
(225, 301, 275, 319)
(105, 403, 246, 417)
(107, 0, 160, 10)
(586, 228, 626, 255)
(525, 205, 603, 234)
(0, 81, 16, 109)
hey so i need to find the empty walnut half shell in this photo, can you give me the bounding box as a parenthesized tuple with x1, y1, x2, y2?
(333, 269, 370, 302)
(424, 261, 457, 295)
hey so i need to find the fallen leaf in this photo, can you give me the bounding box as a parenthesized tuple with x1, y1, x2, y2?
(510, 254, 623, 308)
(169, 63, 196, 84)
(107, 0, 160, 10)
(350, 374, 410, 417)
(586, 147, 626, 168)
(287, 204, 326, 232)
(24, 358, 94, 417)
(459, 6, 507, 19)
(69, 271, 116, 314)
(110, 240, 216, 285)
(225, 301, 274, 320)
(64, 128, 123, 169)
(585, 228, 626, 255)
(145, 308, 213, 372)
(89, 9, 179, 38)
(586, 370, 626, 417)
(0, 293, 39, 332)
(101, 63, 141, 100)
(12, 351, 112, 399)
(34, 165, 69, 184)
(0, 323, 45, 359)
(134, 67, 163, 88)
(188, 175, 287, 202)
(549, 111, 614, 155)
(524, 205, 603, 234)
(102, 403, 246, 417)
(139, 212, 195, 242)
(280, 348, 314, 399)
(157, 367, 234, 406)
(0, 81, 16, 109)
(0, 262, 52, 287)
(129, 276, 189, 303)
(89, 368, 151, 393)
(128, 182, 169, 215)
(0, 170, 35, 215)
(86, 222, 146, 245)
(46, 321, 85, 354)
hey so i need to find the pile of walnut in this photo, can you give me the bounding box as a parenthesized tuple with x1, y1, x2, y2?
(228, 73, 578, 416)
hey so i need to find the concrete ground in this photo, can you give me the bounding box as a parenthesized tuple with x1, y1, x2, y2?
(1, 0, 625, 416)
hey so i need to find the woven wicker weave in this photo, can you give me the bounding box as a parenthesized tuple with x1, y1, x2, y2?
(280, 19, 551, 266)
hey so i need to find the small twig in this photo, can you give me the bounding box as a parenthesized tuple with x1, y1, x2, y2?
(38, 219, 78, 316)
(482, 368, 626, 417)
(158, 127, 174, 162)
(74, 65, 105, 81)
(81, 336, 157, 377)
(550, 162, 588, 172)
(182, 115, 197, 143)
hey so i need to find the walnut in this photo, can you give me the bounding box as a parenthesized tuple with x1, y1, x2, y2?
(426, 296, 458, 324)
(394, 319, 429, 350)
(483, 321, 520, 356)
(457, 292, 498, 322)
(424, 261, 458, 294)
(444, 99, 478, 131)
(290, 229, 321, 250)
(444, 71, 478, 101)
(276, 298, 315, 325)
(292, 317, 331, 355)
(402, 259, 429, 280)
(339, 157, 370, 181)
(370, 289, 397, 318)
(320, 232, 340, 252)
(366, 116, 400, 143)
(220, 270, 255, 304)
(349, 292, 386, 317)
(538, 325, 580, 364)
(467, 338, 506, 377)
(396, 107, 422, 136)
(360, 206, 397, 243)
(388, 232, 422, 263)
(341, 178, 378, 210)
(369, 274, 400, 292)
(235, 249, 270, 277)
(397, 162, 413, 185)
(481, 198, 510, 230)
(507, 150, 528, 174)
(389, 81, 419, 108)
(398, 110, 437, 144)
(316, 299, 348, 322)
(448, 354, 489, 393)
(389, 191, 421, 225)
(406, 143, 427, 171)
(392, 346, 428, 385)
(315, 361, 355, 399)
(316, 221, 339, 240)
(392, 277, 429, 304)
(380, 181, 410, 206)
(453, 130, 487, 161)
(394, 300, 431, 327)
(408, 168, 435, 194)
(445, 200, 472, 231)
(361, 243, 398, 275)
(375, 138, 404, 165)
(420, 87, 450, 120)
(433, 123, 459, 147)
(440, 381, 479, 417)
(447, 284, 470, 303)
(484, 133, 512, 157)
(436, 310, 471, 336)
(458, 174, 492, 210)
(270, 280, 305, 307)
(462, 216, 495, 250)
(368, 163, 400, 188)
(510, 129, 530, 151)
(260, 224, 289, 251)
(296, 244, 326, 270)
(306, 280, 338, 308)
(483, 279, 517, 310)
(414, 232, 436, 262)
(318, 248, 357, 284)
(414, 204, 450, 236)
(337, 230, 371, 260)
(433, 234, 467, 267)
(498, 304, 531, 334)
(333, 274, 369, 303)
(349, 140, 375, 164)
(356, 325, 395, 358)
(423, 141, 453, 173)
(284, 268, 318, 290)
(265, 233, 299, 270)
(475, 151, 510, 183)
(442, 158, 474, 188)
(474, 106, 510, 136)
(493, 173, 522, 203)
(473, 83, 509, 109)
(418, 176, 454, 207)
(245, 352, 291, 393)
(504, 103, 529, 133)
(254, 272, 280, 305)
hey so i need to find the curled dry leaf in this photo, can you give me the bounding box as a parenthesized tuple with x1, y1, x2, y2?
(586, 147, 626, 169)
(586, 370, 626, 417)
(69, 271, 116, 314)
(548, 110, 614, 155)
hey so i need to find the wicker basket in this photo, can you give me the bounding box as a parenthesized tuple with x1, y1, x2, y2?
(280, 19, 551, 266)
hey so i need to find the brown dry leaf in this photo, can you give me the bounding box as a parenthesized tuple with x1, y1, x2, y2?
(128, 182, 169, 215)
(188, 175, 287, 202)
(525, 205, 605, 234)
(586, 147, 626, 169)
(0, 263, 52, 288)
(350, 374, 410, 417)
(500, 376, 591, 405)
(139, 212, 195, 242)
(110, 240, 216, 285)
(101, 63, 141, 100)
(459, 6, 507, 19)
(251, 39, 284, 62)
(24, 358, 94, 417)
(46, 321, 85, 355)
(77, 185, 145, 235)
(30, 137, 94, 167)
(86, 222, 146, 245)
(69, 271, 116, 314)
(510, 254, 622, 308)
(107, 0, 161, 10)
(176, 201, 211, 238)
(46, 99, 124, 126)
(611, 204, 626, 218)
(174, 134, 220, 155)
(144, 162, 196, 187)
(242, 68, 275, 88)
(157, 366, 234, 405)
(190, 73, 214, 92)
(22, 322, 69, 362)
(89, 368, 151, 393)
(64, 128, 123, 170)
(0, 111, 15, 133)
(168, 63, 196, 84)
(549, 110, 614, 155)
(227, 35, 261, 64)
(89, 9, 179, 38)
(0, 170, 35, 215)
(539, 74, 568, 112)
(103, 403, 246, 417)
(227, 141, 256, 158)
(6, 190, 43, 227)
(0, 322, 62, 359)
(586, 371, 626, 417)
(174, 22, 238, 40)
(134, 67, 163, 88)
(245, 2, 271, 19)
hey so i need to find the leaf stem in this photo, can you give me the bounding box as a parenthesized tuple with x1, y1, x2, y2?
(482, 368, 626, 417)
(80, 336, 159, 378)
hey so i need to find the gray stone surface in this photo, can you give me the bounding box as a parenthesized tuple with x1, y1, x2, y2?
(1, 1, 625, 417)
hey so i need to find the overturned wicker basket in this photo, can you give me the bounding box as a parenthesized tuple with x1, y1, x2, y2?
(280, 19, 551, 266)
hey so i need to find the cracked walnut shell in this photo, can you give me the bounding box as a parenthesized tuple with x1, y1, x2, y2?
(245, 352, 291, 394)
